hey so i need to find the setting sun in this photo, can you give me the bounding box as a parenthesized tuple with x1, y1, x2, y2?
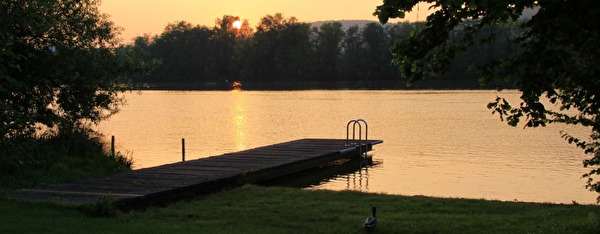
(99, 0, 433, 40)
(232, 20, 242, 29)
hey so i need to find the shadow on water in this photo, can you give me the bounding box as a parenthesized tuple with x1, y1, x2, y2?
(258, 154, 382, 190)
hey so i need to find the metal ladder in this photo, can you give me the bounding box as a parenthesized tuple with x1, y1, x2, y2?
(346, 119, 368, 159)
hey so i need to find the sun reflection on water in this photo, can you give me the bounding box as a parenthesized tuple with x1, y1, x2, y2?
(97, 90, 597, 204)
(232, 90, 247, 151)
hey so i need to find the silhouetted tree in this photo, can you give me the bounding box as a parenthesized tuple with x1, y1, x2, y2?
(341, 25, 364, 81)
(313, 22, 345, 81)
(147, 21, 214, 83)
(279, 21, 312, 82)
(130, 14, 521, 90)
(212, 15, 242, 82)
(0, 0, 147, 139)
(360, 23, 394, 83)
(241, 13, 312, 84)
(375, 0, 600, 201)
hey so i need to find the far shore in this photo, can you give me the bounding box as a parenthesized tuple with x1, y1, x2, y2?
(129, 78, 506, 91)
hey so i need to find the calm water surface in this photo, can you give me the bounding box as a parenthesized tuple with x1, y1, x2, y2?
(97, 90, 596, 204)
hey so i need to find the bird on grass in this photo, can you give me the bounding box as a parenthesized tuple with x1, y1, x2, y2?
(364, 206, 377, 230)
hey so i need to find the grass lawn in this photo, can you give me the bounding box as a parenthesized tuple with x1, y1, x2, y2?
(2, 185, 599, 233)
(2, 133, 599, 233)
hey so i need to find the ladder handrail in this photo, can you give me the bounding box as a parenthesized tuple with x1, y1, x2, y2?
(345, 119, 369, 158)
(355, 119, 368, 143)
(346, 120, 354, 146)
(346, 120, 358, 146)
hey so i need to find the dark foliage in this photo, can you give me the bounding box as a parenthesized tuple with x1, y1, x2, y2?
(130, 14, 520, 90)
(0, 0, 148, 140)
(0, 129, 132, 191)
(375, 0, 600, 201)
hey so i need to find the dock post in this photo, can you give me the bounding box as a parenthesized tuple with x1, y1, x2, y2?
(111, 136, 115, 158)
(182, 138, 185, 161)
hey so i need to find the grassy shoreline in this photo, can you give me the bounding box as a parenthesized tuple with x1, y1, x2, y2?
(1, 132, 599, 233)
(2, 185, 599, 233)
(0, 131, 132, 194)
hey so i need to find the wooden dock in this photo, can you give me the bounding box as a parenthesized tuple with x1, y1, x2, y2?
(14, 138, 382, 209)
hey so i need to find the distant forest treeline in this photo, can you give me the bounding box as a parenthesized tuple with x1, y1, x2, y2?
(129, 14, 522, 90)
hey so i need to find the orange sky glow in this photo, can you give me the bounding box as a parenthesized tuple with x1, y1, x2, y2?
(99, 0, 433, 42)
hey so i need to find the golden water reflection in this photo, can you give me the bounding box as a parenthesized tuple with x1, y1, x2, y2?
(97, 90, 596, 204)
(232, 90, 247, 151)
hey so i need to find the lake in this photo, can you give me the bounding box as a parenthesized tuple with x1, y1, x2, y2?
(97, 90, 596, 204)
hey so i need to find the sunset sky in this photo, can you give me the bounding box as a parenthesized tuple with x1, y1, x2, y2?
(99, 0, 432, 41)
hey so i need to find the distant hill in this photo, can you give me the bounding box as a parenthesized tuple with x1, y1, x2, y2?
(310, 20, 381, 29)
(311, 7, 539, 29)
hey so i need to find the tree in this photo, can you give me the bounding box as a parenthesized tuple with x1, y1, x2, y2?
(279, 22, 312, 82)
(215, 15, 253, 39)
(313, 22, 346, 81)
(360, 23, 394, 82)
(0, 0, 146, 139)
(375, 1, 600, 201)
(213, 15, 253, 82)
(341, 25, 364, 81)
(147, 21, 214, 83)
(244, 13, 312, 84)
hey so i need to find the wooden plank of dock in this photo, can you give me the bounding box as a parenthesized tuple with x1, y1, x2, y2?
(14, 138, 382, 209)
